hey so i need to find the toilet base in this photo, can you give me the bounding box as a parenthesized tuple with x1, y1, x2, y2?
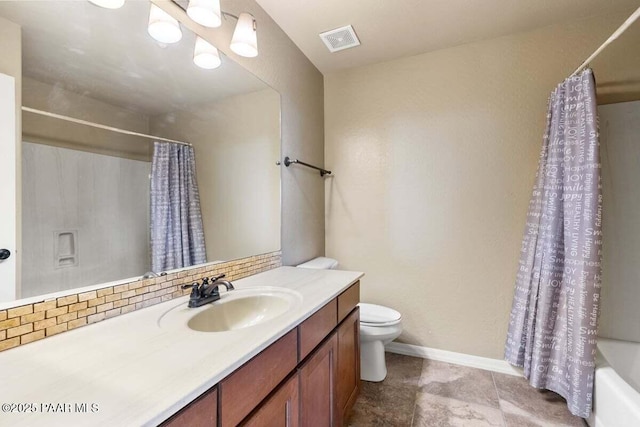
(360, 340, 387, 382)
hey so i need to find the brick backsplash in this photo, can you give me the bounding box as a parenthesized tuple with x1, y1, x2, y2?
(0, 251, 282, 352)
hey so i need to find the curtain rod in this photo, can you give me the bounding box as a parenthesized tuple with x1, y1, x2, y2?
(571, 6, 640, 77)
(21, 106, 192, 147)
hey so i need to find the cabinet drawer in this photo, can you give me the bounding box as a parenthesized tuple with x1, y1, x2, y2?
(298, 299, 337, 361)
(337, 281, 360, 323)
(220, 330, 298, 427)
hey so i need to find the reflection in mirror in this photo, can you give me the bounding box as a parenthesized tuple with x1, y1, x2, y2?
(0, 1, 280, 302)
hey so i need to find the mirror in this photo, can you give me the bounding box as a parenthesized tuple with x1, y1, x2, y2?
(0, 1, 281, 302)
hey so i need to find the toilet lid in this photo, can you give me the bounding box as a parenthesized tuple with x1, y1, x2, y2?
(358, 303, 401, 326)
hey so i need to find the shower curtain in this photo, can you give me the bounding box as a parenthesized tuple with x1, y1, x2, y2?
(150, 142, 206, 272)
(504, 69, 602, 418)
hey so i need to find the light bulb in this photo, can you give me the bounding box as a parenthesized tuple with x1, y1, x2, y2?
(194, 37, 222, 69)
(148, 4, 182, 44)
(187, 0, 221, 28)
(230, 13, 258, 58)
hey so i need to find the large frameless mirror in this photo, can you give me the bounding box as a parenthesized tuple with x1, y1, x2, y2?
(0, 0, 281, 304)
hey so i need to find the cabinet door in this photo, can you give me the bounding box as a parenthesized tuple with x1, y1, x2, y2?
(336, 308, 360, 425)
(299, 333, 338, 427)
(242, 373, 299, 427)
(162, 386, 217, 427)
(220, 330, 298, 427)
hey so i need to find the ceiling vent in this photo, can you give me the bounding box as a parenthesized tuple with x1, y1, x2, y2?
(319, 25, 360, 53)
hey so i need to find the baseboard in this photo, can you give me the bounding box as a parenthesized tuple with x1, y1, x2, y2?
(385, 342, 523, 377)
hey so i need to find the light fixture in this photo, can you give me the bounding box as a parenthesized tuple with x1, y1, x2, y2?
(229, 12, 258, 58)
(88, 0, 125, 9)
(193, 36, 221, 69)
(148, 3, 182, 44)
(187, 0, 221, 28)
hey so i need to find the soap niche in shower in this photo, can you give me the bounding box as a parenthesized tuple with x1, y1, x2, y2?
(54, 230, 78, 269)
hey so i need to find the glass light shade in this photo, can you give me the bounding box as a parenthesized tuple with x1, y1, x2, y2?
(88, 0, 125, 9)
(187, 0, 221, 28)
(230, 13, 258, 57)
(193, 37, 221, 69)
(148, 4, 182, 44)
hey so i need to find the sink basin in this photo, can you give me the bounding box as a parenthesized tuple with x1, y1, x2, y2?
(188, 293, 292, 332)
(158, 287, 302, 333)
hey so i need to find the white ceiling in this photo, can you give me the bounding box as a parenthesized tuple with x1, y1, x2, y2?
(0, 0, 269, 115)
(255, 0, 640, 74)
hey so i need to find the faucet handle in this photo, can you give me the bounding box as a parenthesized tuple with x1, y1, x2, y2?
(182, 282, 202, 299)
(211, 273, 226, 282)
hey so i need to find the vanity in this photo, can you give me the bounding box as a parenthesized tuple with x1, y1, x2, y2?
(0, 267, 362, 426)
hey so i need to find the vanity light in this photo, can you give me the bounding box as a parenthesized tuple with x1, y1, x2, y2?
(187, 0, 221, 28)
(88, 0, 125, 9)
(148, 3, 182, 44)
(193, 36, 221, 69)
(230, 12, 258, 58)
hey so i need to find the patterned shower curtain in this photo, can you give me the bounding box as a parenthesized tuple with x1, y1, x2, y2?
(504, 69, 603, 418)
(150, 142, 206, 272)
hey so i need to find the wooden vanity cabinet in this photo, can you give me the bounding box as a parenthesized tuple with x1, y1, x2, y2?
(336, 307, 360, 425)
(241, 373, 299, 427)
(337, 282, 359, 324)
(161, 281, 360, 427)
(162, 386, 217, 427)
(298, 281, 360, 427)
(298, 299, 337, 361)
(219, 330, 298, 427)
(299, 333, 338, 426)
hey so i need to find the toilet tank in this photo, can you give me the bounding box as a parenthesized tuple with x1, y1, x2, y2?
(296, 257, 339, 270)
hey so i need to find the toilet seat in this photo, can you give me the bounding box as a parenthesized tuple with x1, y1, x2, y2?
(361, 319, 401, 327)
(359, 303, 402, 327)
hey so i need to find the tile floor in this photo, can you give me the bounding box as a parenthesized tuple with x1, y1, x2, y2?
(348, 353, 587, 427)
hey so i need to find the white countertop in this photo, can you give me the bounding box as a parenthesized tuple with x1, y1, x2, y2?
(0, 267, 363, 427)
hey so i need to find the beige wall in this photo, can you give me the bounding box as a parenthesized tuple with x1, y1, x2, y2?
(22, 77, 152, 161)
(156, 0, 325, 266)
(325, 11, 632, 358)
(150, 89, 281, 262)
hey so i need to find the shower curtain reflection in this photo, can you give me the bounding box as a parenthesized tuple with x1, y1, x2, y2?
(150, 142, 206, 272)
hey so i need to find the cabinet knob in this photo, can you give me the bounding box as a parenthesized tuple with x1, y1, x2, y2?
(0, 249, 10, 260)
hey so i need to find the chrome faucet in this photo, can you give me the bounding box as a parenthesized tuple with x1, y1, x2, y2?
(182, 273, 234, 308)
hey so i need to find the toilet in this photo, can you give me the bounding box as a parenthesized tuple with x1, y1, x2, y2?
(296, 257, 403, 382)
(358, 303, 402, 382)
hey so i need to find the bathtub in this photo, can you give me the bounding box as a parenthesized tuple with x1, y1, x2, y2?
(587, 338, 640, 427)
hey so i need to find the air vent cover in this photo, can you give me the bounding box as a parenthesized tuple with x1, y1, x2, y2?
(319, 25, 360, 53)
